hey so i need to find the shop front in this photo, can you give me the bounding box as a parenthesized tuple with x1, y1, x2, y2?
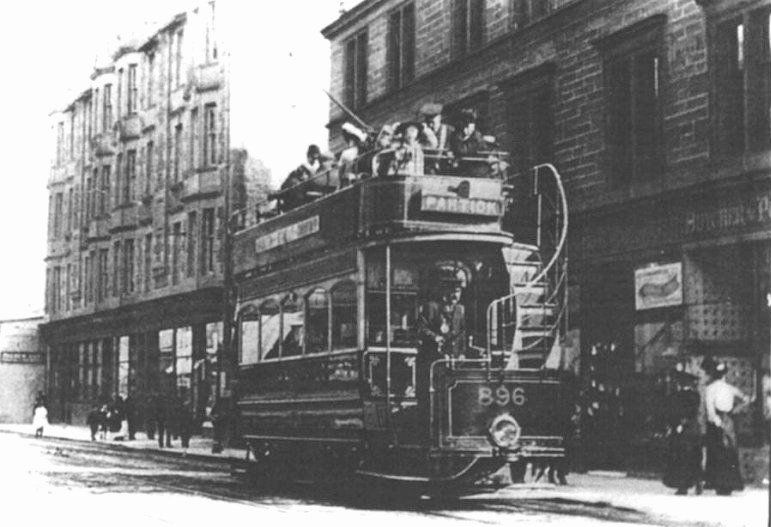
(573, 178, 771, 481)
(42, 289, 224, 430)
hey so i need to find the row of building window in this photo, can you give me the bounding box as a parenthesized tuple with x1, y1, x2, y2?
(54, 2, 218, 168)
(46, 208, 217, 314)
(343, 3, 770, 174)
(50, 104, 218, 234)
(343, 0, 566, 109)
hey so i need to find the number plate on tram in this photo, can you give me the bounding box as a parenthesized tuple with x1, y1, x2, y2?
(447, 381, 561, 437)
(477, 384, 526, 407)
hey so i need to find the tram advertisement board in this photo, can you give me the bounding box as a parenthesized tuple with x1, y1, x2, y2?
(447, 379, 561, 438)
(254, 215, 320, 253)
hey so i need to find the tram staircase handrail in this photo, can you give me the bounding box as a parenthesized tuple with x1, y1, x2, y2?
(486, 163, 569, 370)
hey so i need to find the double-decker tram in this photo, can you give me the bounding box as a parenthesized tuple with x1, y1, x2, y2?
(230, 141, 569, 493)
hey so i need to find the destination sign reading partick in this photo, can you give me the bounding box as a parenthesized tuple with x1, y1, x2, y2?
(254, 215, 320, 253)
(421, 194, 501, 216)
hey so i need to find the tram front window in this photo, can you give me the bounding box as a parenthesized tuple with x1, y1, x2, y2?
(366, 245, 506, 351)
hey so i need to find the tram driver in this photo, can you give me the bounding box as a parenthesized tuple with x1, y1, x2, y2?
(415, 269, 467, 437)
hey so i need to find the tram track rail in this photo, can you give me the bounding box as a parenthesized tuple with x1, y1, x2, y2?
(23, 434, 717, 526)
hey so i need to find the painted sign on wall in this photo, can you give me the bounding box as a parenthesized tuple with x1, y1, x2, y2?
(635, 262, 683, 310)
(0, 351, 44, 364)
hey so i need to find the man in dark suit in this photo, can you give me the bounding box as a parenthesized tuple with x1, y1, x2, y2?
(415, 270, 467, 442)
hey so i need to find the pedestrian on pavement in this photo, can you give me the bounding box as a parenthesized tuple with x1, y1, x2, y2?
(703, 361, 751, 495)
(32, 402, 48, 438)
(111, 395, 127, 440)
(209, 397, 227, 454)
(124, 393, 137, 440)
(142, 392, 156, 440)
(99, 404, 110, 440)
(662, 363, 703, 495)
(33, 390, 47, 413)
(152, 392, 172, 448)
(176, 398, 195, 451)
(86, 405, 102, 441)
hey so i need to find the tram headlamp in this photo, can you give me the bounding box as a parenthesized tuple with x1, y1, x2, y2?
(488, 414, 521, 450)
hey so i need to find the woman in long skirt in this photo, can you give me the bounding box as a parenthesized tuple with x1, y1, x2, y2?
(662, 367, 703, 494)
(32, 403, 48, 438)
(703, 362, 751, 495)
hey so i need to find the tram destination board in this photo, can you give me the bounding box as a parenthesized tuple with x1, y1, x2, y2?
(447, 379, 561, 437)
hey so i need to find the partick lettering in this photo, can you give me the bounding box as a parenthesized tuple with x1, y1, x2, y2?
(421, 194, 501, 216)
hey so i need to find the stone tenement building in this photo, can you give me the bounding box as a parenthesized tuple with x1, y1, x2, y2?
(323, 0, 770, 478)
(42, 2, 268, 426)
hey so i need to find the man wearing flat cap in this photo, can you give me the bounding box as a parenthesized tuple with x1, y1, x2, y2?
(419, 102, 453, 151)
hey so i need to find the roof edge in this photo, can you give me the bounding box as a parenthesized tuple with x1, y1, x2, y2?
(321, 0, 384, 39)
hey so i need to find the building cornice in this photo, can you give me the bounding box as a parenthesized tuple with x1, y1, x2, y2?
(321, 0, 383, 39)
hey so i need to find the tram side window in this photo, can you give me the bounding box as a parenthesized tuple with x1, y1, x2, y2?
(281, 294, 304, 358)
(260, 299, 280, 361)
(306, 288, 329, 354)
(332, 281, 357, 349)
(240, 314, 260, 365)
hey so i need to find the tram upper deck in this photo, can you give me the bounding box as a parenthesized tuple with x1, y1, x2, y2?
(232, 149, 514, 278)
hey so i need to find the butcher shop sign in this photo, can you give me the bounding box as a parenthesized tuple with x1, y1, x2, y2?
(635, 262, 683, 311)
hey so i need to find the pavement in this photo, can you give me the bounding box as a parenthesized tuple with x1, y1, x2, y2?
(1, 422, 768, 527)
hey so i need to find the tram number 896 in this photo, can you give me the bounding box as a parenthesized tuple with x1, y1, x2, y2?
(478, 385, 526, 407)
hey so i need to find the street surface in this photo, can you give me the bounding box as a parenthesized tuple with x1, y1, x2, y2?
(0, 432, 764, 527)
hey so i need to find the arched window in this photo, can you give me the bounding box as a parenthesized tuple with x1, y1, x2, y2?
(259, 299, 280, 361)
(306, 288, 329, 354)
(332, 281, 357, 349)
(281, 293, 304, 357)
(239, 306, 259, 365)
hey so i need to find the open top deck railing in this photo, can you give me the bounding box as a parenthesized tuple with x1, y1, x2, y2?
(230, 147, 511, 232)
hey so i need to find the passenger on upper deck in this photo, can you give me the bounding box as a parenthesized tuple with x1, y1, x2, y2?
(338, 122, 368, 187)
(369, 123, 398, 177)
(302, 144, 334, 178)
(449, 110, 488, 177)
(419, 102, 454, 151)
(419, 103, 454, 175)
(274, 144, 335, 212)
(393, 121, 425, 176)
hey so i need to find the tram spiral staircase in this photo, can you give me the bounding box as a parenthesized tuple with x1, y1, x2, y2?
(488, 164, 568, 370)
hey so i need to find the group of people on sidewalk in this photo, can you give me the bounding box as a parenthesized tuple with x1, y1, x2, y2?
(30, 386, 236, 455)
(662, 357, 753, 496)
(276, 102, 505, 212)
(84, 392, 196, 449)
